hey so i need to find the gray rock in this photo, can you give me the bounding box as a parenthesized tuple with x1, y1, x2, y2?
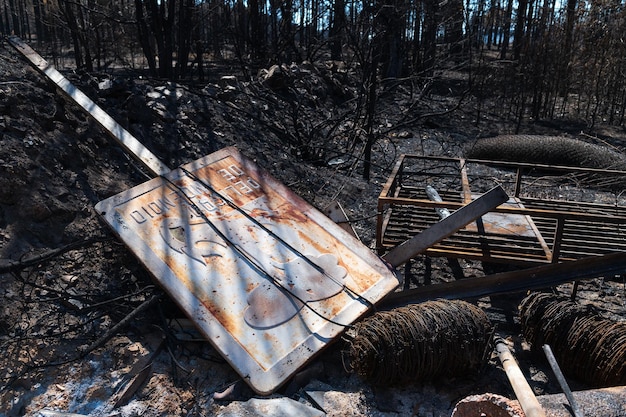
(216, 397, 325, 417)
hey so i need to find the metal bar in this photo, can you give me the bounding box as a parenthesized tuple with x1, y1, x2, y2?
(495, 337, 547, 417)
(377, 155, 407, 253)
(514, 166, 523, 198)
(379, 154, 405, 199)
(459, 158, 472, 203)
(521, 197, 626, 214)
(396, 187, 626, 217)
(393, 154, 626, 177)
(542, 344, 585, 417)
(7, 36, 171, 177)
(379, 252, 626, 307)
(382, 185, 509, 267)
(376, 208, 395, 255)
(377, 196, 626, 224)
(420, 248, 552, 265)
(377, 157, 403, 253)
(552, 216, 565, 263)
(514, 197, 553, 261)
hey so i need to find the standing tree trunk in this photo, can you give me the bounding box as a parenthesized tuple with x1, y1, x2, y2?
(310, 0, 319, 52)
(146, 0, 176, 79)
(484, 0, 493, 49)
(161, 0, 176, 79)
(248, 0, 264, 63)
(362, 2, 386, 180)
(279, 0, 300, 62)
(134, 0, 158, 75)
(500, 0, 513, 58)
(58, 0, 86, 69)
(559, 0, 577, 96)
(134, 0, 200, 80)
(445, 0, 464, 57)
(363, 34, 382, 180)
(210, 0, 223, 58)
(19, 0, 30, 41)
(513, 0, 528, 60)
(422, 0, 439, 76)
(411, 0, 422, 71)
(33, 0, 44, 44)
(379, 0, 405, 80)
(76, 2, 93, 71)
(7, 0, 21, 37)
(177, 0, 194, 78)
(330, 0, 346, 61)
(269, 0, 279, 60)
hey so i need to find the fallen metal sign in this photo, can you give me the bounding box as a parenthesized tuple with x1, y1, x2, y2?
(95, 147, 399, 394)
(8, 36, 399, 395)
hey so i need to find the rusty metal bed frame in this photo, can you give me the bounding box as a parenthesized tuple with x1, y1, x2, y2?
(376, 155, 626, 266)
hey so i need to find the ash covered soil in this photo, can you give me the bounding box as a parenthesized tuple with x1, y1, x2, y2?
(1, 38, 625, 417)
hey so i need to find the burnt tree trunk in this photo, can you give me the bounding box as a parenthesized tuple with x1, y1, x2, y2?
(58, 0, 92, 70)
(134, 0, 158, 76)
(378, 0, 405, 80)
(513, 0, 528, 61)
(248, 0, 264, 62)
(329, 0, 346, 61)
(422, 0, 439, 76)
(500, 0, 513, 58)
(177, 0, 194, 78)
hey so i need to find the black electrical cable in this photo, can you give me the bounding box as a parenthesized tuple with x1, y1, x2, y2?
(160, 175, 360, 328)
(177, 167, 376, 310)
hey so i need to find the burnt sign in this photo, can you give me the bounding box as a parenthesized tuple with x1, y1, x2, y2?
(95, 147, 399, 394)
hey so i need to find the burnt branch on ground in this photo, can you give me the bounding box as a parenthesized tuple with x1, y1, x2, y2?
(0, 239, 161, 393)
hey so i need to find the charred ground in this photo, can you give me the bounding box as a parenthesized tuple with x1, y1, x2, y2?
(0, 38, 625, 416)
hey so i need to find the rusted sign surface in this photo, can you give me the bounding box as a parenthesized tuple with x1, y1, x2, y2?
(95, 147, 399, 394)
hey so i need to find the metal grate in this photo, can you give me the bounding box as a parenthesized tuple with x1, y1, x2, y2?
(377, 155, 626, 266)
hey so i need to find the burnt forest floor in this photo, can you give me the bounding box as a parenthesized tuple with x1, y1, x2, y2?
(1, 37, 625, 417)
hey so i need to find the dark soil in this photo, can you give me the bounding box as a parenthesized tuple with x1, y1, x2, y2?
(1, 38, 625, 416)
